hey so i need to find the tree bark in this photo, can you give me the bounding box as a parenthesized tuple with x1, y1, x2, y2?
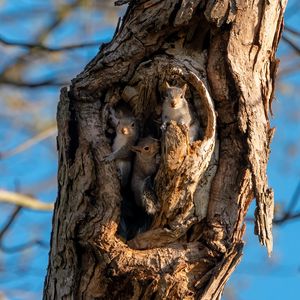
(44, 0, 287, 299)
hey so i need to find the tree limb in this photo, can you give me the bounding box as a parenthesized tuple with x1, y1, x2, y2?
(0, 189, 54, 211)
(0, 34, 106, 52)
(0, 78, 68, 88)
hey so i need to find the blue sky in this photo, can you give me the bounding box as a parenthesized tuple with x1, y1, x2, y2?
(0, 1, 299, 299)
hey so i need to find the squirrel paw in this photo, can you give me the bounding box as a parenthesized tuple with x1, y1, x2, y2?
(160, 122, 167, 131)
(102, 153, 114, 162)
(145, 201, 158, 215)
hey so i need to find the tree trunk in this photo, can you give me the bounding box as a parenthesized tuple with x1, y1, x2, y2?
(44, 0, 287, 299)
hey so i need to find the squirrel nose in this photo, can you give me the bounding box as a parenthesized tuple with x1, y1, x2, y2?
(121, 128, 129, 135)
(171, 100, 176, 108)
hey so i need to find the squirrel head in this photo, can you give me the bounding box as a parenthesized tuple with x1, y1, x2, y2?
(117, 118, 137, 136)
(163, 82, 187, 109)
(131, 137, 160, 159)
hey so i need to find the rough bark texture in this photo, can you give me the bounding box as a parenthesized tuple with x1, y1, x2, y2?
(44, 0, 287, 299)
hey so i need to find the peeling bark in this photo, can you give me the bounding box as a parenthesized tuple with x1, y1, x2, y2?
(44, 0, 287, 299)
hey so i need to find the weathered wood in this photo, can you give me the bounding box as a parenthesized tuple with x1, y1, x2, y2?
(44, 0, 287, 299)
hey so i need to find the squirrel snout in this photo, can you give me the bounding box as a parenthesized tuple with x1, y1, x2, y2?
(121, 127, 129, 135)
(170, 100, 177, 108)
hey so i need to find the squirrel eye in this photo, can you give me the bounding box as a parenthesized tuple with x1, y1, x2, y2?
(144, 146, 149, 151)
(180, 95, 184, 99)
(131, 122, 135, 127)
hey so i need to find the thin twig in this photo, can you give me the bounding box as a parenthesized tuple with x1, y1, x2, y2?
(0, 206, 22, 241)
(246, 181, 300, 225)
(0, 78, 68, 88)
(0, 239, 48, 253)
(285, 26, 300, 36)
(282, 35, 300, 55)
(278, 63, 300, 77)
(0, 205, 47, 254)
(1, 0, 85, 76)
(0, 34, 105, 52)
(274, 211, 300, 225)
(0, 126, 57, 159)
(285, 181, 300, 216)
(246, 212, 300, 225)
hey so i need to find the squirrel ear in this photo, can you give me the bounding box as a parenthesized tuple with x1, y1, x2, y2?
(131, 145, 142, 153)
(162, 81, 171, 91)
(181, 83, 187, 94)
(149, 137, 160, 142)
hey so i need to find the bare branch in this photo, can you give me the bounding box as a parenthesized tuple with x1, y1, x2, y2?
(0, 78, 68, 88)
(246, 181, 300, 225)
(0, 200, 49, 254)
(1, 0, 85, 76)
(278, 62, 300, 77)
(246, 213, 300, 225)
(0, 34, 106, 52)
(284, 181, 300, 216)
(0, 189, 54, 211)
(0, 126, 57, 159)
(273, 181, 300, 224)
(282, 35, 300, 55)
(0, 206, 22, 241)
(274, 212, 300, 225)
(0, 239, 48, 253)
(285, 26, 300, 36)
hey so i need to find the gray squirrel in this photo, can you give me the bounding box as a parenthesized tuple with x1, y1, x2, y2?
(131, 137, 160, 215)
(104, 107, 139, 186)
(161, 82, 200, 142)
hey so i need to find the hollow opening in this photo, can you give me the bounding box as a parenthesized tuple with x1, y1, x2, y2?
(103, 71, 208, 243)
